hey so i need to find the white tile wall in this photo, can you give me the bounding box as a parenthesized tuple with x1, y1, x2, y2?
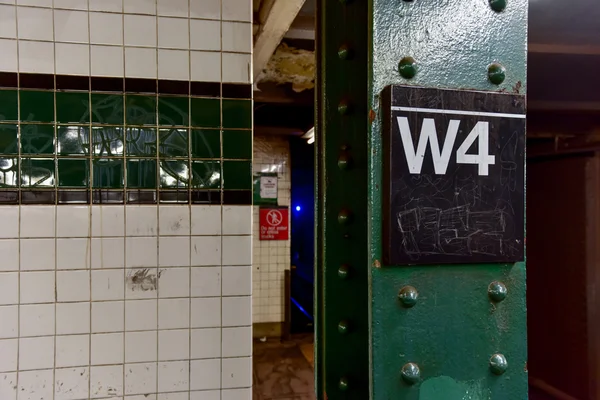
(0, 0, 252, 83)
(252, 136, 291, 323)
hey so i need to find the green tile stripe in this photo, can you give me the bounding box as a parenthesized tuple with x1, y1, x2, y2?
(0, 89, 253, 191)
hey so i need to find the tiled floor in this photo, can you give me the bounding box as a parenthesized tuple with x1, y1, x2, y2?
(253, 334, 316, 400)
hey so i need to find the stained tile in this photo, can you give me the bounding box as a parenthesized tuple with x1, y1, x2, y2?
(91, 94, 124, 125)
(223, 130, 251, 159)
(159, 128, 188, 158)
(222, 99, 251, 129)
(57, 126, 90, 156)
(92, 126, 125, 156)
(0, 158, 18, 187)
(56, 92, 91, 124)
(191, 98, 220, 128)
(20, 124, 54, 155)
(20, 158, 55, 187)
(20, 91, 54, 123)
(58, 159, 89, 187)
(127, 159, 157, 189)
(191, 161, 221, 189)
(158, 96, 189, 126)
(125, 95, 157, 125)
(93, 158, 124, 188)
(0, 124, 18, 155)
(160, 160, 189, 188)
(0, 90, 18, 121)
(191, 129, 220, 159)
(223, 160, 251, 190)
(126, 128, 157, 157)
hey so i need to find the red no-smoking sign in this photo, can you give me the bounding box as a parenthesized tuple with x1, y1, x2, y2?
(259, 207, 289, 240)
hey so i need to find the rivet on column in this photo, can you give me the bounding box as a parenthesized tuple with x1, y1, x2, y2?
(338, 264, 351, 279)
(338, 376, 350, 391)
(487, 63, 506, 85)
(398, 57, 417, 79)
(400, 362, 421, 385)
(337, 100, 352, 115)
(488, 281, 507, 302)
(398, 286, 418, 308)
(489, 353, 508, 375)
(338, 152, 353, 170)
(338, 209, 353, 225)
(338, 44, 354, 60)
(489, 0, 507, 12)
(338, 320, 350, 334)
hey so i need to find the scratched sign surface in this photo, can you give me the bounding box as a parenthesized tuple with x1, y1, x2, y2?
(382, 85, 525, 265)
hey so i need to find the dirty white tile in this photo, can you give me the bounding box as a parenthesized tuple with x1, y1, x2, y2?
(190, 328, 220, 359)
(91, 44, 125, 77)
(125, 330, 157, 363)
(222, 206, 252, 235)
(222, 327, 252, 358)
(91, 237, 125, 269)
(158, 48, 189, 81)
(56, 42, 90, 75)
(159, 236, 189, 267)
(20, 271, 55, 304)
(91, 333, 124, 365)
(126, 207, 158, 236)
(190, 359, 220, 391)
(0, 38, 17, 72)
(222, 388, 252, 400)
(0, 5, 16, 39)
(125, 268, 158, 300)
(20, 205, 54, 237)
(189, 19, 219, 51)
(18, 369, 53, 400)
(222, 266, 251, 296)
(222, 0, 251, 22)
(0, 306, 17, 338)
(222, 357, 252, 389)
(190, 236, 221, 266)
(90, 11, 123, 45)
(56, 334, 90, 368)
(56, 205, 90, 237)
(124, 14, 156, 47)
(0, 207, 18, 238)
(18, 40, 54, 74)
(0, 272, 17, 305)
(123, 0, 155, 14)
(159, 206, 190, 236)
(158, 17, 188, 49)
(89, 0, 122, 12)
(92, 301, 124, 333)
(158, 267, 189, 298)
(222, 22, 252, 53)
(92, 269, 125, 301)
(158, 298, 189, 329)
(190, 297, 220, 328)
(158, 329, 188, 361)
(189, 0, 219, 20)
(191, 267, 221, 297)
(20, 238, 55, 270)
(0, 372, 17, 400)
(126, 237, 158, 268)
(19, 336, 54, 370)
(158, 361, 189, 393)
(20, 303, 55, 337)
(91, 205, 125, 237)
(159, 392, 188, 400)
(125, 362, 156, 395)
(55, 367, 90, 400)
(157, 0, 187, 17)
(54, 9, 88, 43)
(0, 240, 18, 272)
(17, 6, 53, 40)
(190, 391, 220, 400)
(191, 205, 221, 235)
(90, 365, 123, 398)
(56, 302, 90, 335)
(53, 0, 88, 10)
(222, 296, 251, 327)
(0, 339, 17, 372)
(190, 51, 220, 82)
(125, 299, 157, 331)
(57, 238, 91, 270)
(125, 46, 157, 78)
(222, 236, 251, 265)
(222, 53, 251, 84)
(57, 270, 90, 302)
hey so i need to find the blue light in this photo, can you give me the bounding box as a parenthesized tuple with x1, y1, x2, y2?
(295, 205, 301, 212)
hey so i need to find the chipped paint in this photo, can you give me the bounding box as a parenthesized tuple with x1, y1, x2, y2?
(126, 268, 160, 292)
(256, 43, 315, 92)
(420, 376, 491, 400)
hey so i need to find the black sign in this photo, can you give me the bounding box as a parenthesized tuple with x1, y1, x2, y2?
(382, 85, 525, 265)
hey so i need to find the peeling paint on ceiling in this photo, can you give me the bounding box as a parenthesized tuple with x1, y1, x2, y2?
(256, 43, 315, 92)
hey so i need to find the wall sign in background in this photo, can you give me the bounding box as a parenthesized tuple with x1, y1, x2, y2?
(259, 206, 289, 240)
(381, 85, 526, 265)
(253, 172, 278, 205)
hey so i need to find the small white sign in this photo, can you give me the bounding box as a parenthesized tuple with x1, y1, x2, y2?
(260, 176, 278, 199)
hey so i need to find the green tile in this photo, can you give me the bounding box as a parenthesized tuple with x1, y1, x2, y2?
(160, 160, 189, 188)
(222, 130, 252, 159)
(159, 96, 189, 126)
(191, 129, 220, 159)
(191, 160, 221, 189)
(21, 158, 55, 187)
(0, 90, 18, 121)
(92, 126, 124, 156)
(92, 158, 124, 188)
(56, 92, 90, 124)
(0, 158, 18, 187)
(57, 126, 90, 156)
(127, 159, 157, 189)
(20, 124, 55, 155)
(20, 91, 54, 123)
(0, 125, 18, 155)
(126, 95, 156, 125)
(191, 98, 220, 128)
(58, 159, 89, 187)
(223, 160, 251, 190)
(91, 94, 124, 125)
(126, 128, 157, 157)
(159, 128, 188, 158)
(222, 100, 251, 129)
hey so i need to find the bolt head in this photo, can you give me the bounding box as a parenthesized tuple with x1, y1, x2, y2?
(337, 45, 353, 60)
(398, 57, 417, 79)
(488, 281, 507, 302)
(490, 353, 508, 375)
(489, 0, 507, 12)
(398, 286, 418, 308)
(337, 101, 350, 115)
(338, 154, 353, 170)
(338, 320, 350, 334)
(338, 376, 349, 391)
(337, 209, 353, 225)
(338, 265, 350, 280)
(487, 63, 506, 85)
(401, 362, 420, 385)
